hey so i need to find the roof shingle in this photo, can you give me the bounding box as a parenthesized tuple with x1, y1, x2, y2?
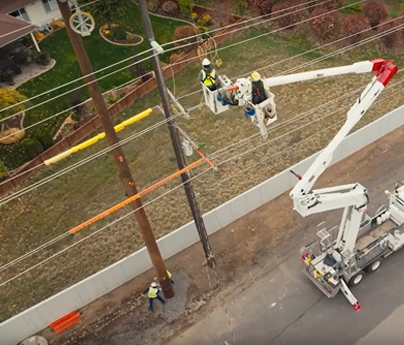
(0, 13, 37, 49)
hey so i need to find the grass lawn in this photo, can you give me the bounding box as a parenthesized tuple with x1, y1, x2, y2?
(1, 16, 404, 322)
(0, 2, 187, 170)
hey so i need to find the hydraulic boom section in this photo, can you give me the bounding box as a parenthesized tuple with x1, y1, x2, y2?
(288, 59, 398, 311)
(290, 59, 398, 213)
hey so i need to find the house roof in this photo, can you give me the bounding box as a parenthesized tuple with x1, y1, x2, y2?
(0, 0, 36, 14)
(0, 13, 37, 49)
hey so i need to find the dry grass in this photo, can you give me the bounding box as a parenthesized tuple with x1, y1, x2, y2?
(0, 28, 404, 321)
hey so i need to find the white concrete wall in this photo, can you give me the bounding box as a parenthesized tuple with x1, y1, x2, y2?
(1, 104, 404, 345)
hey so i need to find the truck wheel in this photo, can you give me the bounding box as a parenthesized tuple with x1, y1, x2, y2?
(367, 259, 382, 273)
(349, 271, 365, 287)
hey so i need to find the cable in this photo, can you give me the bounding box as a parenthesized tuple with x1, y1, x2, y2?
(0, 103, 203, 205)
(0, 0, 361, 121)
(2, 23, 401, 201)
(2, 82, 401, 286)
(3, 73, 403, 274)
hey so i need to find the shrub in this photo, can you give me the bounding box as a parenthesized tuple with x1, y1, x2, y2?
(178, 0, 193, 17)
(231, 0, 248, 16)
(322, 0, 344, 10)
(34, 127, 54, 150)
(378, 18, 402, 49)
(173, 25, 200, 53)
(247, 0, 276, 15)
(146, 0, 158, 11)
(128, 56, 151, 82)
(362, 0, 389, 28)
(309, 8, 342, 42)
(69, 91, 86, 120)
(272, 0, 306, 28)
(22, 137, 44, 159)
(197, 14, 212, 26)
(162, 0, 178, 14)
(303, 0, 319, 13)
(113, 25, 127, 40)
(0, 160, 7, 180)
(341, 14, 370, 44)
(0, 88, 26, 120)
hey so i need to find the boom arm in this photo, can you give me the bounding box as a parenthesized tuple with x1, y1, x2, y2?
(290, 59, 398, 214)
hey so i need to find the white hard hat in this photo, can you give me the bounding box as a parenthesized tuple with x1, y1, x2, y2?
(151, 282, 158, 288)
(202, 58, 211, 66)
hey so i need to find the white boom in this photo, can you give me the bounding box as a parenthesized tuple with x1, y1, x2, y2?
(288, 59, 398, 310)
(207, 59, 398, 139)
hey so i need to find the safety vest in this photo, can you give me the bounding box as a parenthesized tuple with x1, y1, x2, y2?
(167, 270, 172, 279)
(201, 69, 217, 87)
(251, 80, 266, 105)
(148, 287, 158, 298)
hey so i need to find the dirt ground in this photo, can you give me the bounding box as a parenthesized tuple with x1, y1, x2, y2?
(1, 27, 404, 321)
(37, 115, 404, 345)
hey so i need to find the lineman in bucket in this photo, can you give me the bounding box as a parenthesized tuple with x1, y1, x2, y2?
(197, 58, 219, 91)
(143, 282, 165, 311)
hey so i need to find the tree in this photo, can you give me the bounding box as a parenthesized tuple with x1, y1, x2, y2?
(81, 0, 131, 29)
(341, 14, 370, 45)
(0, 160, 7, 180)
(362, 0, 389, 28)
(309, 8, 342, 42)
(272, 0, 306, 29)
(378, 18, 402, 50)
(231, 0, 248, 16)
(0, 88, 26, 121)
(321, 0, 344, 10)
(247, 0, 276, 15)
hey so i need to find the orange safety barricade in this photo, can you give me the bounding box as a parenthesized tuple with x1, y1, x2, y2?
(49, 311, 81, 334)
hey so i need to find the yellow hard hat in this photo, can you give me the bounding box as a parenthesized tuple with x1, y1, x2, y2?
(251, 71, 261, 82)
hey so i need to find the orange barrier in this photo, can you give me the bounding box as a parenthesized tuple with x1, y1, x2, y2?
(69, 159, 204, 234)
(49, 311, 81, 334)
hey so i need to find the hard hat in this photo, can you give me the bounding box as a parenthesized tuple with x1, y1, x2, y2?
(202, 58, 211, 66)
(151, 282, 158, 288)
(251, 71, 261, 82)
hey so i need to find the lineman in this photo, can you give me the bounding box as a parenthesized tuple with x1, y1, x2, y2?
(143, 282, 165, 311)
(249, 71, 269, 105)
(197, 58, 219, 91)
(167, 270, 174, 284)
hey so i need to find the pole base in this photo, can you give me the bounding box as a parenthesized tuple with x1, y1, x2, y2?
(160, 278, 175, 299)
(203, 255, 216, 269)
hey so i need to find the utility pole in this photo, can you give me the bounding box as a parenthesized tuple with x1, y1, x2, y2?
(138, 0, 215, 267)
(57, 0, 174, 298)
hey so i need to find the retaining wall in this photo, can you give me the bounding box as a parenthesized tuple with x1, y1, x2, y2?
(1, 105, 404, 345)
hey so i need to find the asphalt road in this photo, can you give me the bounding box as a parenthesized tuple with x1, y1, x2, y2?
(169, 134, 404, 345)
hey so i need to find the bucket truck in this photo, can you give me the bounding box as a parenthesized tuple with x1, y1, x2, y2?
(287, 59, 399, 311)
(203, 59, 398, 139)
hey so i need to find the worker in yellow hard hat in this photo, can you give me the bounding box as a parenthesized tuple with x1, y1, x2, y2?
(248, 71, 269, 105)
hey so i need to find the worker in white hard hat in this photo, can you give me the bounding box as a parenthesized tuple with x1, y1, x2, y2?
(197, 58, 219, 91)
(143, 281, 165, 311)
(248, 71, 269, 105)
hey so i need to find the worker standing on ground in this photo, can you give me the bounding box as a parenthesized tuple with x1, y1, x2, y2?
(143, 282, 165, 311)
(167, 270, 174, 284)
(249, 71, 268, 105)
(197, 58, 219, 91)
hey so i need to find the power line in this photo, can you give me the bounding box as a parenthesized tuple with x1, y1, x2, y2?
(1, 24, 401, 203)
(2, 74, 403, 275)
(2, 82, 402, 287)
(0, 0, 364, 120)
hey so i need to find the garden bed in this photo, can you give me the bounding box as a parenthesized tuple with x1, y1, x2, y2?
(99, 24, 144, 46)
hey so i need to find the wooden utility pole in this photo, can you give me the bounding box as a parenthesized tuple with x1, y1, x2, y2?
(138, 0, 215, 267)
(57, 0, 174, 298)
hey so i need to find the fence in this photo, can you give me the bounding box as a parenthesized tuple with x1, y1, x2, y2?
(0, 6, 244, 198)
(1, 104, 403, 345)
